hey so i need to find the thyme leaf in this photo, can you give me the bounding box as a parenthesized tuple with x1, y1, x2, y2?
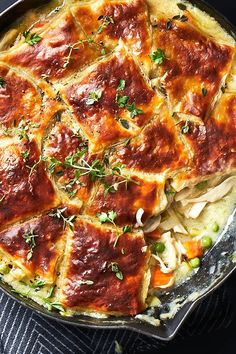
(177, 3, 187, 11)
(181, 121, 190, 134)
(86, 90, 103, 105)
(117, 79, 126, 91)
(48, 207, 77, 230)
(76, 279, 94, 286)
(122, 225, 132, 233)
(108, 262, 123, 280)
(126, 102, 143, 118)
(97, 16, 114, 34)
(116, 94, 129, 108)
(202, 87, 207, 96)
(0, 77, 6, 88)
(150, 48, 166, 65)
(44, 300, 64, 312)
(23, 229, 38, 261)
(97, 210, 117, 225)
(23, 31, 42, 45)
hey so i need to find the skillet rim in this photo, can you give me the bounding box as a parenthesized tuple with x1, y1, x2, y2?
(0, 0, 235, 340)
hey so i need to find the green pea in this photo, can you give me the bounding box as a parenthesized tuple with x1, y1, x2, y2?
(189, 257, 201, 269)
(0, 263, 10, 275)
(152, 242, 165, 254)
(201, 236, 213, 249)
(212, 222, 219, 233)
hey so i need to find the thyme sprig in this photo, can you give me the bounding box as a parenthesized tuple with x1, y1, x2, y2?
(44, 300, 65, 312)
(46, 146, 137, 198)
(97, 210, 117, 226)
(63, 15, 114, 68)
(23, 30, 42, 45)
(108, 262, 123, 280)
(26, 157, 42, 177)
(97, 16, 114, 34)
(48, 207, 77, 230)
(23, 229, 38, 261)
(2, 120, 40, 140)
(97, 211, 132, 247)
(0, 77, 6, 88)
(63, 37, 94, 68)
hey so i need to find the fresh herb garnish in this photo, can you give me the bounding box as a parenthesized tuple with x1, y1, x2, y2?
(3, 120, 40, 140)
(115, 80, 143, 117)
(166, 20, 173, 30)
(47, 285, 55, 298)
(18, 120, 31, 140)
(31, 279, 46, 291)
(119, 119, 129, 129)
(150, 48, 166, 65)
(103, 163, 138, 196)
(97, 16, 114, 34)
(181, 121, 190, 134)
(177, 3, 187, 11)
(63, 38, 94, 68)
(86, 90, 103, 105)
(76, 279, 94, 286)
(26, 157, 42, 177)
(65, 156, 105, 181)
(62, 15, 113, 67)
(47, 157, 62, 174)
(109, 262, 123, 280)
(117, 79, 126, 91)
(97, 210, 117, 226)
(60, 170, 84, 198)
(202, 87, 207, 96)
(97, 211, 124, 247)
(23, 31, 42, 45)
(122, 225, 132, 233)
(49, 149, 136, 198)
(23, 229, 38, 261)
(126, 102, 144, 118)
(44, 301, 64, 312)
(0, 77, 6, 88)
(48, 207, 77, 230)
(172, 14, 188, 22)
(116, 94, 129, 108)
(21, 150, 29, 161)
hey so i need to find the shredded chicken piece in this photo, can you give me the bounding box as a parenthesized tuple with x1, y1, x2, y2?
(160, 209, 188, 234)
(135, 208, 144, 227)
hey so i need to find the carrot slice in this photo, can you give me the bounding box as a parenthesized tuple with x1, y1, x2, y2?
(151, 266, 174, 288)
(183, 240, 203, 259)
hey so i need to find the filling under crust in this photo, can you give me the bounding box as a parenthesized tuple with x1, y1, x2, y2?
(0, 0, 235, 320)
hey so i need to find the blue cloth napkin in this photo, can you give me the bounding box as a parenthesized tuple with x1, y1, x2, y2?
(1, 275, 235, 354)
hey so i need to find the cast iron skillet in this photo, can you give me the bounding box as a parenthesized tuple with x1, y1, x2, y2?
(0, 0, 235, 341)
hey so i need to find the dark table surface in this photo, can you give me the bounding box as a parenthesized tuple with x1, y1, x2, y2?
(0, 1, 235, 353)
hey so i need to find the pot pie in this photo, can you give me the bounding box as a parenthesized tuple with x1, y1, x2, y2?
(0, 0, 235, 319)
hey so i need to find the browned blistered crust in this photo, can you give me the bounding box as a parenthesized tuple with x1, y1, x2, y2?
(0, 0, 235, 316)
(57, 217, 150, 315)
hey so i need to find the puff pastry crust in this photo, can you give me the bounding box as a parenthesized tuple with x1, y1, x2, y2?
(0, 0, 235, 317)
